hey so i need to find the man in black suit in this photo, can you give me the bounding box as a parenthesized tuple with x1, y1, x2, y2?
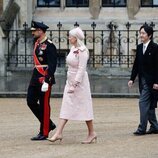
(128, 24, 158, 135)
(27, 21, 57, 140)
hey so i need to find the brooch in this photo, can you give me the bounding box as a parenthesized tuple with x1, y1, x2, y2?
(40, 43, 47, 50)
(73, 50, 79, 57)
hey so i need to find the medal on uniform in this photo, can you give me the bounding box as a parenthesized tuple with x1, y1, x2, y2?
(38, 57, 43, 62)
(39, 50, 43, 55)
(40, 43, 47, 50)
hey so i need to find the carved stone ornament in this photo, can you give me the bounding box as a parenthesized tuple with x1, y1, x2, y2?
(127, 0, 140, 19)
(89, 0, 101, 19)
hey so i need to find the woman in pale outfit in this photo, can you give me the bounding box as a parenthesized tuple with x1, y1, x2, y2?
(47, 27, 97, 144)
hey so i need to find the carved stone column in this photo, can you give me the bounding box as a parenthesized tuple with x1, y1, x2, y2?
(0, 0, 3, 15)
(60, 0, 65, 11)
(89, 0, 101, 19)
(127, 0, 140, 19)
(0, 27, 6, 76)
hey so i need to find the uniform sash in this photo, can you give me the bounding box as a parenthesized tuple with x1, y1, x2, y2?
(33, 41, 48, 76)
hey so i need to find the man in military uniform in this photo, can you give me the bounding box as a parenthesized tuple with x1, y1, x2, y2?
(27, 21, 57, 140)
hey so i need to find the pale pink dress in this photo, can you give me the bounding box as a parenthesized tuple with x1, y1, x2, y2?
(59, 46, 94, 121)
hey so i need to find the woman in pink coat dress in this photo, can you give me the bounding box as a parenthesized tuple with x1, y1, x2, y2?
(47, 27, 97, 144)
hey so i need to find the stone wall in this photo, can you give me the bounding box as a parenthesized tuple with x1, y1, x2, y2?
(0, 0, 3, 15)
(2, 0, 33, 28)
(3, 0, 9, 10)
(15, 0, 33, 28)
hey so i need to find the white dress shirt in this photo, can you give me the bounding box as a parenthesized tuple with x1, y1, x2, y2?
(143, 40, 150, 54)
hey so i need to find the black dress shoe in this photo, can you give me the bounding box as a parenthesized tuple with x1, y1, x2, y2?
(31, 133, 47, 141)
(146, 129, 158, 134)
(49, 124, 56, 132)
(133, 130, 145, 136)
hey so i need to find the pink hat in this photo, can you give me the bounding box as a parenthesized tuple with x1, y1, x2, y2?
(69, 27, 85, 40)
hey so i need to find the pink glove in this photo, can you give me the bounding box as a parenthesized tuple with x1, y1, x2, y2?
(67, 85, 75, 93)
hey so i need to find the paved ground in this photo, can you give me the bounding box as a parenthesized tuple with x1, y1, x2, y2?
(0, 98, 158, 158)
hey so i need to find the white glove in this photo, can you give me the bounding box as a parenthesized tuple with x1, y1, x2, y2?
(41, 82, 49, 92)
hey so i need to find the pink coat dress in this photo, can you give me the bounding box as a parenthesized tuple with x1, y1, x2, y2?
(59, 46, 94, 121)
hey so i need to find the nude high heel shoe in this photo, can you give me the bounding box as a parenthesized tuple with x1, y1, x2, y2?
(81, 135, 97, 144)
(47, 136, 63, 143)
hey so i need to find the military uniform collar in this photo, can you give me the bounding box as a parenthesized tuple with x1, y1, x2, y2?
(39, 36, 47, 44)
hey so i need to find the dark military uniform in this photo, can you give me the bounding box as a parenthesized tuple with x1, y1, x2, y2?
(27, 21, 57, 140)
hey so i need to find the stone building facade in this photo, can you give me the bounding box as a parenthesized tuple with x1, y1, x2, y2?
(0, 0, 158, 76)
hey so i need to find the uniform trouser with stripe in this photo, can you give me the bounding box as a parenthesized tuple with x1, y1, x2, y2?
(138, 77, 158, 132)
(27, 84, 55, 136)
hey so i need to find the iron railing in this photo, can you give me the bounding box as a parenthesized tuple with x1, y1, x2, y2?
(4, 21, 158, 69)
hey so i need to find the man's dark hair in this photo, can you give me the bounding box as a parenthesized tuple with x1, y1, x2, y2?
(139, 24, 154, 39)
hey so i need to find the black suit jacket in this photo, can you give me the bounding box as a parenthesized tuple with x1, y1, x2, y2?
(130, 40, 158, 108)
